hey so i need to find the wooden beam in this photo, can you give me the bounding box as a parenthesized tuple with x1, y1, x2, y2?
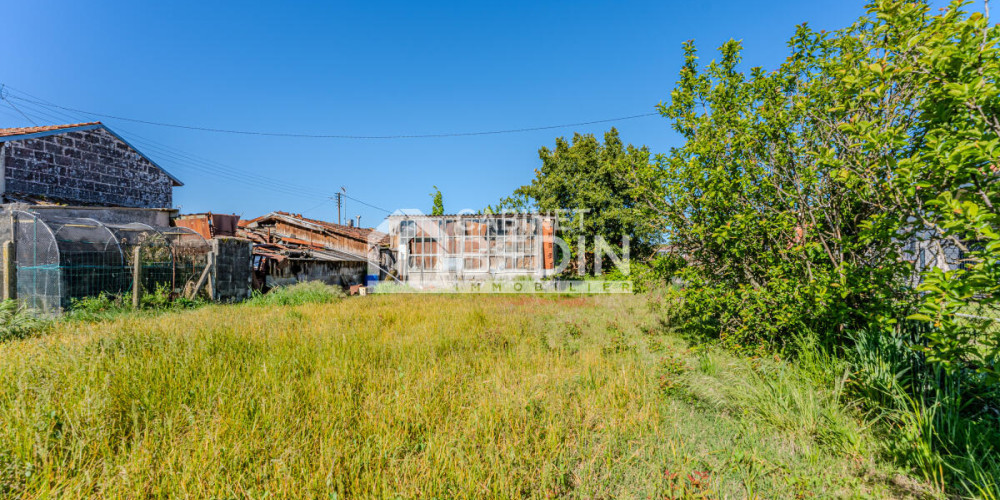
(132, 246, 142, 309)
(188, 253, 214, 300)
(2, 240, 15, 301)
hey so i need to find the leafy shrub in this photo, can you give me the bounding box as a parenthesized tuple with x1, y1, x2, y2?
(0, 300, 48, 342)
(657, 353, 688, 396)
(245, 281, 345, 307)
(638, 1, 1000, 493)
(644, 0, 1000, 362)
(606, 252, 685, 293)
(67, 293, 125, 320)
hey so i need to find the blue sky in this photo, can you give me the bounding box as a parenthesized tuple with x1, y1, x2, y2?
(0, 1, 963, 226)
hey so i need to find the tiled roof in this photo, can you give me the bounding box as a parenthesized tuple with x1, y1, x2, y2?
(0, 122, 102, 138)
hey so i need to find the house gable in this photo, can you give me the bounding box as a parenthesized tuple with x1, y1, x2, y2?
(0, 122, 180, 208)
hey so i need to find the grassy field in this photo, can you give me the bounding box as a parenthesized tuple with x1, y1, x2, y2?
(0, 293, 924, 498)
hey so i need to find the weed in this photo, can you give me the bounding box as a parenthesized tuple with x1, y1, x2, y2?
(0, 300, 48, 342)
(657, 353, 688, 396)
(245, 281, 345, 307)
(65, 285, 206, 323)
(565, 322, 583, 339)
(847, 325, 1000, 496)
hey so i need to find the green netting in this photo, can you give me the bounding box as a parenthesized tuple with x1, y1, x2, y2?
(0, 210, 211, 313)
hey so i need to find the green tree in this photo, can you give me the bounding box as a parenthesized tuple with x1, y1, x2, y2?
(503, 128, 663, 275)
(430, 186, 444, 216)
(645, 1, 1000, 491)
(648, 0, 1000, 363)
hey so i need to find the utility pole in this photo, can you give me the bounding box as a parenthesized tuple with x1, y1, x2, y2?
(335, 192, 342, 225)
(340, 187, 347, 226)
(332, 187, 348, 225)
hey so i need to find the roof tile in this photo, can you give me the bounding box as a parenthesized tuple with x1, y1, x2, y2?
(0, 122, 101, 138)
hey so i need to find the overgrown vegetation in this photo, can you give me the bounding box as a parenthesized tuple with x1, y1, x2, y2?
(2, 1, 996, 496)
(65, 285, 204, 323)
(430, 185, 445, 216)
(0, 300, 48, 342)
(0, 294, 922, 497)
(629, 0, 1000, 494)
(244, 281, 345, 307)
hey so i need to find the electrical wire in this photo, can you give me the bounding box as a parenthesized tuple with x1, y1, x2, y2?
(0, 85, 557, 222)
(3, 98, 38, 126)
(4, 97, 333, 202)
(1, 85, 659, 139)
(3, 93, 403, 220)
(7, 95, 337, 200)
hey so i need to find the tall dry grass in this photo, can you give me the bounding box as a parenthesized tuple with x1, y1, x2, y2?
(0, 294, 910, 498)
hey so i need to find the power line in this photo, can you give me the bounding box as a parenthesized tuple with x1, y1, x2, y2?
(0, 86, 535, 223)
(7, 95, 337, 200)
(3, 95, 330, 199)
(343, 193, 393, 215)
(3, 92, 399, 221)
(1, 85, 659, 139)
(2, 97, 38, 126)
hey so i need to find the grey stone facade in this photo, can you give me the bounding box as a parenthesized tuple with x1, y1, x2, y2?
(1, 126, 176, 208)
(211, 237, 253, 302)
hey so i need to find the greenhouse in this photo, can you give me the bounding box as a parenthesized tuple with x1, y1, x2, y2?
(0, 209, 211, 314)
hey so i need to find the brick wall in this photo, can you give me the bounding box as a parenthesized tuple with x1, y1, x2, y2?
(1, 127, 173, 208)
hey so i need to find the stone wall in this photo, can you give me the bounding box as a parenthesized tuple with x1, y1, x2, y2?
(1, 127, 173, 208)
(4, 204, 175, 227)
(211, 238, 252, 302)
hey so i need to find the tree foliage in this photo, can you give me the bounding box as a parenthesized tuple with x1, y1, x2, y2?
(645, 1, 999, 375)
(430, 186, 445, 216)
(501, 128, 663, 274)
(639, 2, 1000, 488)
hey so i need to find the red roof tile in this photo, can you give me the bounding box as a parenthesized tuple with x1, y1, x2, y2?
(0, 122, 101, 138)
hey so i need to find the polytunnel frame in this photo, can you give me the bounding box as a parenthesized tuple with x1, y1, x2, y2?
(45, 214, 128, 308)
(0, 210, 128, 313)
(160, 226, 213, 297)
(105, 222, 212, 299)
(0, 210, 213, 314)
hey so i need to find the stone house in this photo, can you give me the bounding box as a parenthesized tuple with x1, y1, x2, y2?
(0, 122, 181, 208)
(0, 122, 249, 312)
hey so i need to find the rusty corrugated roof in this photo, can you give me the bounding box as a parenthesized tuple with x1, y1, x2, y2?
(239, 211, 380, 264)
(249, 211, 376, 242)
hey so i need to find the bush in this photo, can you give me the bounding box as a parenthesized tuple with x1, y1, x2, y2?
(245, 281, 345, 307)
(607, 253, 684, 293)
(65, 293, 128, 322)
(639, 2, 1000, 493)
(0, 300, 48, 342)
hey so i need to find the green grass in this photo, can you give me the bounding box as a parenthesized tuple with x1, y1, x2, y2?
(0, 294, 922, 498)
(245, 281, 345, 307)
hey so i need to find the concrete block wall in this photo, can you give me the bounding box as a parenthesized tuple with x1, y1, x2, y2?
(1, 128, 173, 208)
(211, 237, 252, 302)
